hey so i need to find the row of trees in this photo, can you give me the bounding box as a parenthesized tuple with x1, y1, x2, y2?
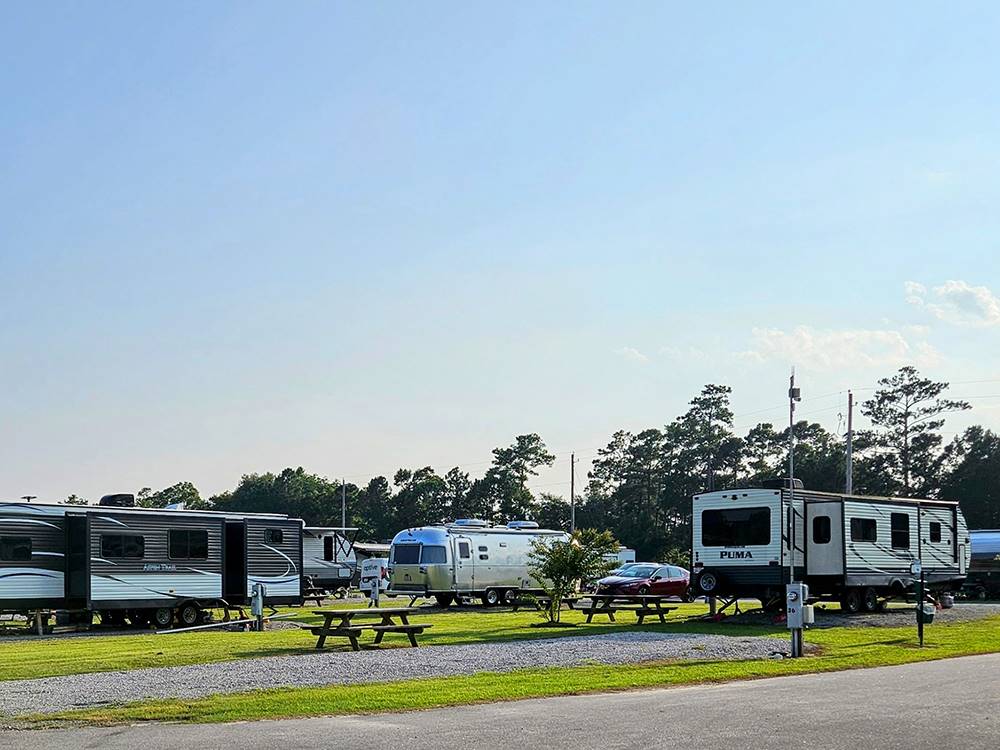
(61, 367, 1000, 563)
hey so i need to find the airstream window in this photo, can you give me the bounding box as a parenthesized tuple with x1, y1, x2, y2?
(891, 513, 910, 549)
(929, 522, 942, 543)
(458, 542, 471, 559)
(0, 536, 31, 561)
(701, 508, 770, 547)
(393, 545, 420, 564)
(421, 546, 447, 564)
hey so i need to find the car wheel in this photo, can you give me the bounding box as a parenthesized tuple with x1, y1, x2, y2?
(841, 588, 862, 614)
(153, 607, 174, 628)
(696, 571, 718, 594)
(861, 587, 879, 613)
(483, 588, 500, 607)
(637, 585, 650, 595)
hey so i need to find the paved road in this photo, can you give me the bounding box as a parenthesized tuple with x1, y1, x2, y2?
(3, 654, 997, 749)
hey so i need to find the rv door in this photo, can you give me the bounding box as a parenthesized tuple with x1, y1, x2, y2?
(453, 536, 474, 590)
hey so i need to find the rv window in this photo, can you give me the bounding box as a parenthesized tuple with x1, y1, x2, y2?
(458, 542, 471, 559)
(813, 516, 831, 545)
(392, 545, 420, 564)
(324, 536, 335, 562)
(168, 529, 208, 560)
(264, 529, 284, 545)
(850, 518, 877, 543)
(421, 545, 447, 564)
(929, 522, 942, 543)
(101, 534, 145, 559)
(0, 536, 31, 562)
(891, 513, 910, 549)
(701, 507, 770, 547)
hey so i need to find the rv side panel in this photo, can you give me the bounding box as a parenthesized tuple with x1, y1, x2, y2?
(89, 511, 224, 608)
(245, 518, 303, 603)
(0, 504, 67, 609)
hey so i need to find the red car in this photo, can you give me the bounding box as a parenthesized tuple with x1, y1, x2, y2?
(596, 563, 692, 599)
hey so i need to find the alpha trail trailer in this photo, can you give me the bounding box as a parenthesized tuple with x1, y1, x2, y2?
(691, 486, 971, 613)
(1, 496, 304, 627)
(388, 519, 569, 606)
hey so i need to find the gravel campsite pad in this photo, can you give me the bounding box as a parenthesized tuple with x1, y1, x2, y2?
(0, 630, 787, 717)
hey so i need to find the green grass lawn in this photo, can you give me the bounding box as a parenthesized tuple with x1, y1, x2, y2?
(0, 601, 719, 682)
(27, 616, 1000, 727)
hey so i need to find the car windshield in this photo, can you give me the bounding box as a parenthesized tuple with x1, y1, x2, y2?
(620, 564, 658, 578)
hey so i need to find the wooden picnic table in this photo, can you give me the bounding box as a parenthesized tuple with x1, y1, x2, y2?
(578, 594, 679, 624)
(306, 607, 432, 650)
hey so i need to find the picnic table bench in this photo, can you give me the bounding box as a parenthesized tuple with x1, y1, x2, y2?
(510, 593, 583, 612)
(578, 594, 678, 624)
(305, 607, 432, 651)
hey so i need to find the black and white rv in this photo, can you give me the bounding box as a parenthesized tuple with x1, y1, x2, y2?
(691, 483, 971, 613)
(302, 527, 358, 592)
(0, 495, 304, 627)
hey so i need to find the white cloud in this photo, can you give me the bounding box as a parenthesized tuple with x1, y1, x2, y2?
(615, 346, 649, 364)
(738, 326, 941, 368)
(660, 345, 710, 362)
(905, 279, 1000, 327)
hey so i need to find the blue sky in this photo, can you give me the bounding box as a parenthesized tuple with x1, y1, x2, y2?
(3, 2, 1000, 502)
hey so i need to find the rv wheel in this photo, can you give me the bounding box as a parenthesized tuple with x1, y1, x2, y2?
(861, 587, 879, 613)
(482, 588, 501, 607)
(153, 607, 174, 628)
(696, 571, 718, 594)
(177, 603, 200, 627)
(840, 588, 862, 614)
(434, 594, 455, 608)
(503, 589, 518, 605)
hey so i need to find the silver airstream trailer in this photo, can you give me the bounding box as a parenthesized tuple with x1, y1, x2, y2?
(388, 519, 569, 606)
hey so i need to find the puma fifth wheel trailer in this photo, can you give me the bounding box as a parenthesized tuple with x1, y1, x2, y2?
(0, 495, 304, 628)
(691, 484, 971, 613)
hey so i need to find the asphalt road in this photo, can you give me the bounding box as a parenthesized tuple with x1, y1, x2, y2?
(3, 654, 997, 749)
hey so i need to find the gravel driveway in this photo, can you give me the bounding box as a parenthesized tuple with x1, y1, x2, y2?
(1, 630, 788, 717)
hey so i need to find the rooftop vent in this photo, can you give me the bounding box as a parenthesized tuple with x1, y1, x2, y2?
(507, 520, 539, 529)
(98, 493, 135, 508)
(452, 518, 489, 528)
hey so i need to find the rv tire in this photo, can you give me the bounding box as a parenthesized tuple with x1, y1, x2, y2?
(841, 588, 862, 614)
(482, 588, 501, 607)
(861, 587, 879, 613)
(695, 570, 719, 595)
(177, 603, 200, 627)
(503, 589, 518, 605)
(434, 594, 455, 607)
(153, 607, 174, 628)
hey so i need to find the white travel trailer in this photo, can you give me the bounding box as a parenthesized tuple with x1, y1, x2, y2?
(388, 519, 569, 606)
(691, 483, 971, 613)
(302, 527, 357, 592)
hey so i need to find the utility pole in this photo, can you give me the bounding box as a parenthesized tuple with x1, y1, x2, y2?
(845, 390, 854, 495)
(787, 369, 804, 658)
(570, 453, 576, 533)
(341, 478, 346, 529)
